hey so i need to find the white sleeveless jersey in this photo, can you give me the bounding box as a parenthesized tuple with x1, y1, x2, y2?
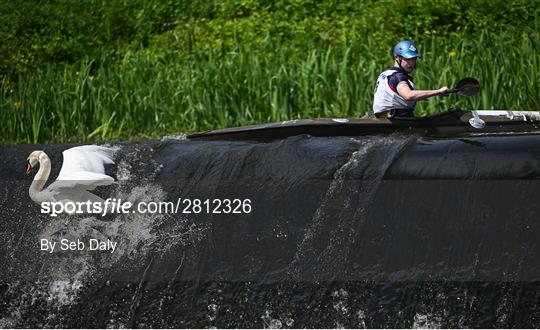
(373, 69, 416, 114)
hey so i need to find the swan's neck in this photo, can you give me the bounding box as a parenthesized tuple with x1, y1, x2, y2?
(29, 152, 51, 196)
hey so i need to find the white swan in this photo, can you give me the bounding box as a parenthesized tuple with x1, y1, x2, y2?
(25, 145, 115, 205)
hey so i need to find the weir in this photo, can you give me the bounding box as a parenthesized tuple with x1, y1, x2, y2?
(1, 132, 540, 327)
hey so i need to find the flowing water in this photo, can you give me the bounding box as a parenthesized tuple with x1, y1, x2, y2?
(1, 133, 540, 327)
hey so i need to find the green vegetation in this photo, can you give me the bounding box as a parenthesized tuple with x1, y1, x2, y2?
(1, 0, 539, 144)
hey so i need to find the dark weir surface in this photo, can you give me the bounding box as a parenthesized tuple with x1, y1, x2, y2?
(1, 130, 540, 327)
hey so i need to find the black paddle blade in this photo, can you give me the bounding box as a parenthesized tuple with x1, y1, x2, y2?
(456, 77, 480, 96)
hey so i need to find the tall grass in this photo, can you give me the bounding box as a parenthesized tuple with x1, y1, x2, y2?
(1, 31, 538, 144)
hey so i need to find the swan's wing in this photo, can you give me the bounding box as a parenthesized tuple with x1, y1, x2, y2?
(51, 189, 105, 204)
(56, 145, 114, 181)
(48, 145, 116, 203)
(48, 171, 115, 192)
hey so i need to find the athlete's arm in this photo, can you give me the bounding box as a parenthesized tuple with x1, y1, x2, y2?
(397, 82, 449, 101)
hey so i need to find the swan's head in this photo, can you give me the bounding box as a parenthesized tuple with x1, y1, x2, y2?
(25, 150, 44, 174)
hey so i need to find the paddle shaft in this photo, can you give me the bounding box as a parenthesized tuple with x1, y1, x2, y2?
(441, 77, 480, 96)
(442, 88, 459, 95)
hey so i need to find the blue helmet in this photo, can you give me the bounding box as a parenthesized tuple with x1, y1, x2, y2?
(392, 40, 421, 59)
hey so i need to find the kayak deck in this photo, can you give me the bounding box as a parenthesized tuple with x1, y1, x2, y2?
(188, 110, 540, 141)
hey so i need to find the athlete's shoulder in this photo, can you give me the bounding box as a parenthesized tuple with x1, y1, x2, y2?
(377, 67, 398, 81)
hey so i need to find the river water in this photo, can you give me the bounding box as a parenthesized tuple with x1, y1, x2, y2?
(1, 133, 540, 327)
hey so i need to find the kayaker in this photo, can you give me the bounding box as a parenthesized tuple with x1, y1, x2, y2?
(373, 40, 449, 118)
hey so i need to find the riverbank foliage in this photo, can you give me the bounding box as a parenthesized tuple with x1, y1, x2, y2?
(1, 0, 538, 144)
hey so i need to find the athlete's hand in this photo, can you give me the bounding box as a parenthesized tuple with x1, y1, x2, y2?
(439, 86, 450, 96)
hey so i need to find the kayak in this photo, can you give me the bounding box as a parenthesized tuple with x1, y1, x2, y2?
(188, 109, 540, 141)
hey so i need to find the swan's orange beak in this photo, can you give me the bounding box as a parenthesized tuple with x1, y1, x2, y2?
(25, 161, 32, 174)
